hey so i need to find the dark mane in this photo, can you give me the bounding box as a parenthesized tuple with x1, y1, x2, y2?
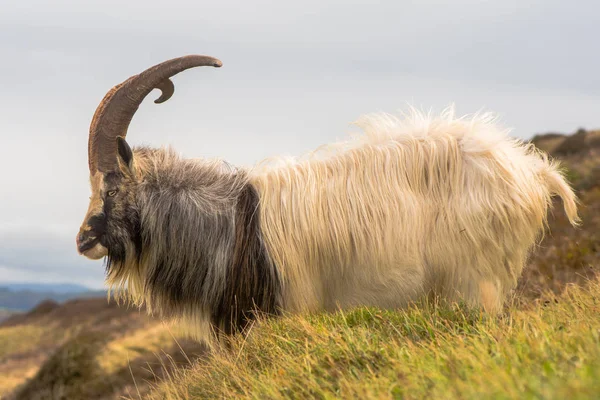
(106, 148, 282, 335)
(213, 183, 282, 334)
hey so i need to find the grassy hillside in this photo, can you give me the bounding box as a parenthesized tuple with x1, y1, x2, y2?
(153, 282, 600, 399)
(1, 128, 598, 399)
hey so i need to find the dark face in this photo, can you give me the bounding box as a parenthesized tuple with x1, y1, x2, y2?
(76, 171, 110, 259)
(76, 138, 139, 262)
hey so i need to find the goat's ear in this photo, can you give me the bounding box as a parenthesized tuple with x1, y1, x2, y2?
(116, 137, 133, 171)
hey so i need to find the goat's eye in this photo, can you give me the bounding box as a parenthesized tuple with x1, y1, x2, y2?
(107, 190, 117, 197)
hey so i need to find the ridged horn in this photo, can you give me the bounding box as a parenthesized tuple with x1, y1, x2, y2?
(88, 55, 222, 173)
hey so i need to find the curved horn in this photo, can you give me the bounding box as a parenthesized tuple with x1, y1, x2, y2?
(88, 55, 222, 173)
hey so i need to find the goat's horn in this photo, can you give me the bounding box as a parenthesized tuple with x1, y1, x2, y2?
(88, 55, 222, 173)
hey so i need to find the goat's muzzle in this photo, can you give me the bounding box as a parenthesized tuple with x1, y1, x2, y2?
(76, 228, 108, 260)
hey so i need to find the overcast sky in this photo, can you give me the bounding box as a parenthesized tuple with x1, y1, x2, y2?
(0, 0, 598, 289)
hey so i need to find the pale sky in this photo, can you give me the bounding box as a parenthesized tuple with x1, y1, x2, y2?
(0, 0, 598, 288)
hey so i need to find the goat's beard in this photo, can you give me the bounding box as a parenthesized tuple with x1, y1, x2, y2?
(103, 215, 143, 269)
(104, 226, 141, 280)
(104, 240, 147, 309)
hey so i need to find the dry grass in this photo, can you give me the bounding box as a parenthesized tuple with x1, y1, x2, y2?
(0, 298, 205, 399)
(97, 324, 177, 375)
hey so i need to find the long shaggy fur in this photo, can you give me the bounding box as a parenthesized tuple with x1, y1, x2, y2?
(250, 107, 578, 314)
(93, 107, 577, 343)
(105, 148, 282, 338)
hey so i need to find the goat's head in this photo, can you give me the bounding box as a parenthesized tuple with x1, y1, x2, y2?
(76, 55, 222, 261)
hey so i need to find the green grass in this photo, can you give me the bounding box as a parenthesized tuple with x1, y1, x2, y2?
(153, 280, 600, 399)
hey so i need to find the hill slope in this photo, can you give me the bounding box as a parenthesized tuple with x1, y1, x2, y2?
(153, 282, 600, 399)
(0, 297, 205, 399)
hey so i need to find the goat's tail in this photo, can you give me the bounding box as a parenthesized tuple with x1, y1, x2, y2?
(540, 160, 580, 226)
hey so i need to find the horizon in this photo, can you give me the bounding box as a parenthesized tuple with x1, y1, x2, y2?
(0, 282, 94, 290)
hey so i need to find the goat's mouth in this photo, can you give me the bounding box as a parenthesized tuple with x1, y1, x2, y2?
(77, 236, 99, 253)
(77, 237, 108, 260)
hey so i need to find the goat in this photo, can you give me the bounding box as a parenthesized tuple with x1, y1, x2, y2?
(76, 55, 579, 342)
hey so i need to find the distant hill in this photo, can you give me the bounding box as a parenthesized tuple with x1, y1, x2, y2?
(531, 128, 600, 157)
(0, 282, 93, 294)
(0, 286, 107, 312)
(530, 128, 600, 194)
(0, 308, 15, 323)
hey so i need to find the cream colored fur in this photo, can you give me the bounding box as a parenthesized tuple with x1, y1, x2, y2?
(250, 107, 578, 314)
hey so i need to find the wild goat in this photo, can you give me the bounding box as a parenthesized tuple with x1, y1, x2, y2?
(76, 55, 579, 342)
